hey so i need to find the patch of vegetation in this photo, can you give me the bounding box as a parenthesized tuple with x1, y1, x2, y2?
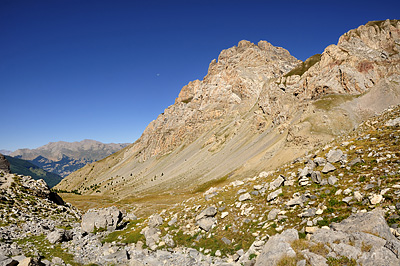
(15, 234, 79, 265)
(193, 173, 230, 193)
(313, 94, 359, 111)
(102, 219, 145, 244)
(327, 256, 357, 266)
(52, 189, 82, 195)
(317, 219, 329, 227)
(276, 255, 297, 266)
(249, 253, 257, 260)
(181, 97, 193, 104)
(284, 54, 321, 77)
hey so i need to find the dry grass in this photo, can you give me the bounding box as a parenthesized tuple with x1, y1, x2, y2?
(361, 241, 372, 252)
(276, 255, 298, 266)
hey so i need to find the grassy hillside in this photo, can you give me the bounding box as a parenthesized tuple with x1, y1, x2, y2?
(5, 156, 63, 187)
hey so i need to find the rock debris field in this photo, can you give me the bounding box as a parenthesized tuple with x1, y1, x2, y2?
(1, 105, 400, 265)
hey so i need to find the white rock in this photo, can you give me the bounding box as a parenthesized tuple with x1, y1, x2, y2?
(239, 193, 251, 202)
(259, 171, 270, 178)
(380, 188, 390, 195)
(369, 194, 383, 205)
(267, 188, 282, 201)
(354, 191, 363, 201)
(343, 188, 352, 195)
(231, 180, 244, 187)
(221, 212, 229, 219)
(254, 185, 263, 190)
(322, 162, 336, 173)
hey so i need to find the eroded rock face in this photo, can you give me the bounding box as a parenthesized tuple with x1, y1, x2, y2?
(81, 206, 124, 233)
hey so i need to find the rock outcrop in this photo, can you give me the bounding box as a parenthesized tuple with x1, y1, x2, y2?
(0, 154, 10, 174)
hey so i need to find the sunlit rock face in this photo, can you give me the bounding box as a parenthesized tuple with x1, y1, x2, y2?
(57, 20, 400, 198)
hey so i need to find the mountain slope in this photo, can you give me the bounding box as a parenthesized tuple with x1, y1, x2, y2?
(11, 139, 129, 177)
(56, 20, 400, 200)
(2, 104, 400, 266)
(5, 155, 62, 187)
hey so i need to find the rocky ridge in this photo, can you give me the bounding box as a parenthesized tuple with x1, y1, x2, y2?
(57, 19, 400, 199)
(1, 104, 400, 265)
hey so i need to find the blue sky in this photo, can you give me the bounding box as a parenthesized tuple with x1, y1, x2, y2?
(1, 0, 399, 151)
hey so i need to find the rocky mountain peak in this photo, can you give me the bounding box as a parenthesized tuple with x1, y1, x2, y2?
(58, 20, 400, 200)
(140, 40, 300, 161)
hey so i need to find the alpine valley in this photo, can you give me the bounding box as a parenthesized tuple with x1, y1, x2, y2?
(10, 139, 129, 178)
(1, 19, 400, 266)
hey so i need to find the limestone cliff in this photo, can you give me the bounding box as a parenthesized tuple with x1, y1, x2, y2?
(56, 20, 400, 199)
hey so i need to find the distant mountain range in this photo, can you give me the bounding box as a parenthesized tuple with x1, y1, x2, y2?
(0, 149, 12, 155)
(10, 139, 130, 178)
(5, 155, 62, 187)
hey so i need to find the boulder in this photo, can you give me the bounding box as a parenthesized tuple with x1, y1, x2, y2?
(369, 194, 383, 205)
(162, 234, 175, 247)
(311, 171, 322, 184)
(269, 175, 285, 190)
(197, 217, 216, 232)
(255, 229, 298, 266)
(238, 193, 251, 202)
(46, 229, 65, 244)
(348, 157, 363, 166)
(267, 188, 282, 201)
(385, 117, 400, 127)
(148, 214, 163, 228)
(168, 216, 177, 226)
(301, 250, 327, 266)
(314, 157, 326, 166)
(331, 242, 361, 260)
(81, 206, 124, 233)
(322, 163, 336, 174)
(195, 206, 217, 221)
(0, 254, 18, 266)
(286, 196, 304, 207)
(326, 149, 344, 163)
(330, 210, 395, 241)
(141, 227, 161, 248)
(268, 209, 280, 220)
(327, 175, 338, 185)
(354, 191, 363, 201)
